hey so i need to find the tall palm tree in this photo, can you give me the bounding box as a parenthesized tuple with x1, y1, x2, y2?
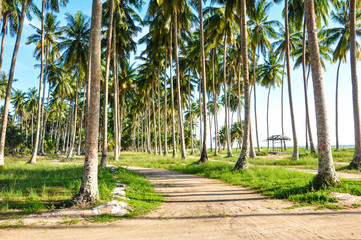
(100, 0, 114, 168)
(305, 0, 339, 187)
(321, 2, 361, 152)
(248, 0, 279, 153)
(0, 0, 19, 73)
(258, 51, 282, 150)
(283, 0, 299, 160)
(29, 0, 67, 164)
(0, 0, 29, 167)
(59, 11, 90, 161)
(234, 0, 250, 170)
(349, 0, 361, 168)
(74, 0, 102, 205)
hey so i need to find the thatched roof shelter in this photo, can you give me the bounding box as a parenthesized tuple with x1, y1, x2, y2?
(266, 135, 291, 152)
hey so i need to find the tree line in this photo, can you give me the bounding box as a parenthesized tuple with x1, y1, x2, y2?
(0, 0, 360, 204)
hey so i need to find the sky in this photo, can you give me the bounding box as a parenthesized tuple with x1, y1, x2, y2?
(2, 0, 361, 148)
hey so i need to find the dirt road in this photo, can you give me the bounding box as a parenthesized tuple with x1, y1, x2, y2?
(2, 166, 361, 239)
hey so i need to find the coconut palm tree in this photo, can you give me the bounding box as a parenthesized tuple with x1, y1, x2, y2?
(100, 0, 114, 168)
(234, 0, 251, 170)
(74, 0, 102, 205)
(0, 0, 30, 167)
(248, 0, 280, 153)
(0, 0, 19, 73)
(258, 51, 282, 150)
(321, 2, 361, 152)
(349, 0, 361, 168)
(305, 0, 339, 187)
(58, 11, 90, 161)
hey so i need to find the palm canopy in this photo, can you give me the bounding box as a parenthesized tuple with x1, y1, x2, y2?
(57, 11, 90, 71)
(321, 1, 361, 63)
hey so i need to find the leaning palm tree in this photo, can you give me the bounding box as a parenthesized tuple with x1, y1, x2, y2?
(0, 0, 19, 73)
(74, 0, 102, 205)
(0, 0, 29, 167)
(305, 0, 339, 187)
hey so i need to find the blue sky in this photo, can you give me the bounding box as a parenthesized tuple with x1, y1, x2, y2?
(2, 0, 361, 147)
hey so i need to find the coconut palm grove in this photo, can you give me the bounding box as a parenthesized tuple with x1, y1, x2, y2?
(1, 0, 361, 238)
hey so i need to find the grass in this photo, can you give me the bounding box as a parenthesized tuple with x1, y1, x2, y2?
(0, 155, 162, 224)
(119, 152, 361, 209)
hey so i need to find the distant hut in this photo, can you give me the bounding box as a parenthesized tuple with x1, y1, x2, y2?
(267, 135, 291, 153)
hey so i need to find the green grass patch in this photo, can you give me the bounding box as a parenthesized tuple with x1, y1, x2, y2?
(119, 152, 361, 209)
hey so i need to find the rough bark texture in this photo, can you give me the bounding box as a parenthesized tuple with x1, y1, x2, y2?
(285, 0, 299, 160)
(152, 84, 158, 155)
(100, 0, 114, 168)
(349, 0, 361, 168)
(74, 0, 101, 205)
(28, 0, 46, 164)
(234, 0, 250, 170)
(169, 22, 176, 158)
(199, 0, 208, 163)
(305, 0, 339, 187)
(0, 0, 28, 167)
(174, 13, 186, 159)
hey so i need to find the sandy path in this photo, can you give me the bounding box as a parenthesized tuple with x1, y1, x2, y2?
(2, 166, 361, 240)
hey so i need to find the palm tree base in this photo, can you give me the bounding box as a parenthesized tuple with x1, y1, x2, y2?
(234, 153, 249, 170)
(72, 192, 98, 206)
(313, 172, 340, 190)
(349, 155, 361, 169)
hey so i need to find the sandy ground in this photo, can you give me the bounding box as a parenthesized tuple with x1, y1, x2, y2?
(2, 166, 361, 240)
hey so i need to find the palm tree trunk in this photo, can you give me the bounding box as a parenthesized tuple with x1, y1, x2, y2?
(173, 13, 186, 159)
(302, 19, 315, 153)
(65, 69, 80, 160)
(119, 92, 125, 151)
(39, 48, 49, 154)
(55, 100, 63, 153)
(113, 28, 119, 160)
(252, 49, 260, 153)
(157, 72, 162, 155)
(77, 86, 86, 155)
(199, 77, 203, 151)
(152, 83, 158, 155)
(305, 0, 338, 186)
(238, 62, 243, 138)
(189, 70, 194, 154)
(198, 0, 208, 162)
(147, 103, 151, 154)
(100, 0, 114, 167)
(224, 35, 232, 157)
(66, 103, 73, 153)
(169, 22, 176, 158)
(281, 57, 287, 150)
(267, 87, 271, 150)
(164, 54, 168, 155)
(74, 0, 102, 205)
(285, 0, 299, 160)
(0, 13, 9, 72)
(28, 0, 45, 164)
(212, 49, 218, 156)
(349, 0, 361, 167)
(234, 0, 251, 170)
(335, 59, 341, 152)
(142, 113, 144, 152)
(31, 115, 34, 146)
